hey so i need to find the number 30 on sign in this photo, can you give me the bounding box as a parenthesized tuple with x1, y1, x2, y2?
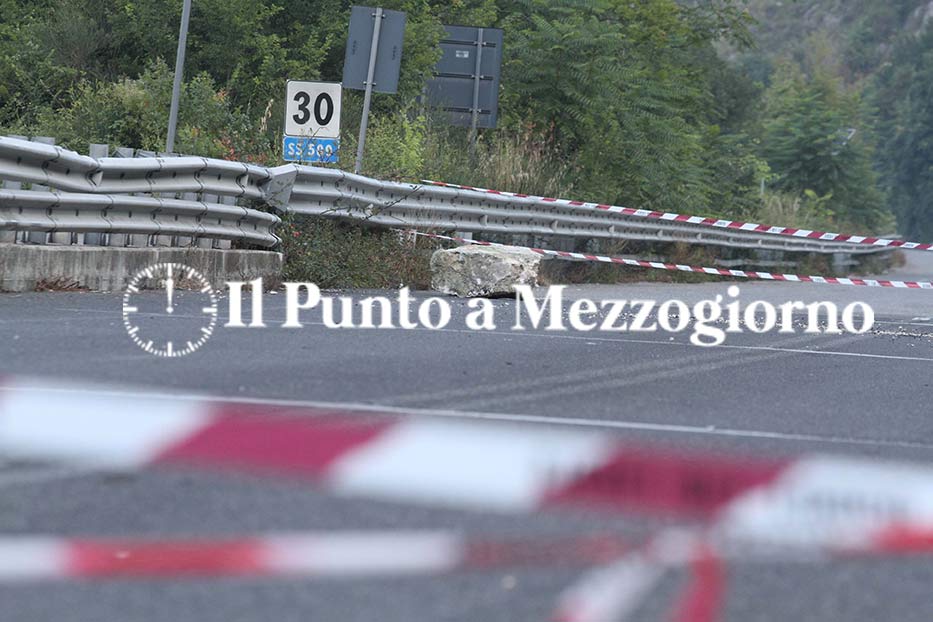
(285, 81, 342, 140)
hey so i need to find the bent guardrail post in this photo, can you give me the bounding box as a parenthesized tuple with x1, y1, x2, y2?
(262, 164, 299, 213)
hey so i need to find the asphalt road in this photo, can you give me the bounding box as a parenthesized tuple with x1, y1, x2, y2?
(0, 251, 931, 621)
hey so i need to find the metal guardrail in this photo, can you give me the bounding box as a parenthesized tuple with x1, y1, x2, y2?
(0, 137, 279, 248)
(281, 166, 883, 256)
(0, 136, 887, 256)
(0, 137, 271, 199)
(0, 189, 278, 247)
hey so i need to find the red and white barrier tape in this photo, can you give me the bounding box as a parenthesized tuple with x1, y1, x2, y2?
(554, 530, 721, 622)
(0, 531, 634, 581)
(553, 549, 667, 622)
(671, 543, 725, 622)
(552, 523, 933, 622)
(4, 379, 933, 622)
(0, 380, 787, 518)
(3, 379, 933, 548)
(3, 521, 926, 585)
(422, 179, 933, 253)
(410, 230, 933, 290)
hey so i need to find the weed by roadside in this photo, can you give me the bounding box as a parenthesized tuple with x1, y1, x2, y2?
(279, 217, 437, 290)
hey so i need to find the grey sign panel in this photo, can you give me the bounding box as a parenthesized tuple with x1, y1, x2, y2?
(343, 5, 406, 94)
(426, 25, 503, 129)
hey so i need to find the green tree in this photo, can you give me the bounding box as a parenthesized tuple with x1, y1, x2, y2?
(24, 60, 256, 159)
(875, 27, 933, 241)
(760, 60, 891, 232)
(0, 0, 81, 126)
(497, 0, 761, 214)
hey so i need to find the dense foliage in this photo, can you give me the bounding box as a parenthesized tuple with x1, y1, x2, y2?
(874, 25, 933, 243)
(740, 0, 933, 237)
(1, 0, 930, 237)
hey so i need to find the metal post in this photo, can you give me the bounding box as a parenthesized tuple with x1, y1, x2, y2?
(165, 0, 192, 154)
(1, 135, 26, 244)
(469, 28, 485, 143)
(354, 7, 383, 175)
(84, 143, 110, 246)
(29, 137, 56, 245)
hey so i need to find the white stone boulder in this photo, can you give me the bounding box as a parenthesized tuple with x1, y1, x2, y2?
(430, 245, 542, 297)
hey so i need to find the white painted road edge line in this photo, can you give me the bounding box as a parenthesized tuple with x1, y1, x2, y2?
(3, 383, 933, 450)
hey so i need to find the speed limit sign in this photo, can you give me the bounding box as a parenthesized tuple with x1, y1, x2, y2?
(285, 81, 342, 138)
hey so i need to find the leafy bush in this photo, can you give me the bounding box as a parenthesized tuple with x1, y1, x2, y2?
(420, 123, 574, 198)
(354, 111, 427, 181)
(279, 217, 435, 289)
(756, 191, 836, 232)
(13, 59, 274, 160)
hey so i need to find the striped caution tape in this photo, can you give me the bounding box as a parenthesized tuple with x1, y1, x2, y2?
(2, 378, 933, 543)
(0, 531, 634, 581)
(1, 524, 927, 584)
(553, 524, 933, 622)
(0, 379, 789, 519)
(409, 230, 933, 290)
(3, 378, 933, 622)
(422, 179, 933, 252)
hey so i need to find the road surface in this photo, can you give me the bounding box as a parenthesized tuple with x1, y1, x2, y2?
(0, 251, 931, 621)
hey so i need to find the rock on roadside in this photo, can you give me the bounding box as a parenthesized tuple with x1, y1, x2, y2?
(430, 245, 542, 297)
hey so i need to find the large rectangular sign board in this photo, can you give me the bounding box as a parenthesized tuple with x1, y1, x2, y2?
(343, 5, 406, 94)
(426, 25, 503, 129)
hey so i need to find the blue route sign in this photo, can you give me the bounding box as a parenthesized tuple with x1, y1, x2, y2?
(282, 136, 339, 163)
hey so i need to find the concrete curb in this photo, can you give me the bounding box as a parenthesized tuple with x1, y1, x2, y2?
(0, 244, 283, 292)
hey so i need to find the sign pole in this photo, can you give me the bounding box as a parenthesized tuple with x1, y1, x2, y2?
(165, 0, 192, 154)
(468, 27, 484, 147)
(354, 7, 383, 175)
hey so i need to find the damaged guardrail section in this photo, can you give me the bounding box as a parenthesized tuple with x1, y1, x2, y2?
(279, 166, 887, 255)
(0, 135, 899, 257)
(0, 137, 280, 249)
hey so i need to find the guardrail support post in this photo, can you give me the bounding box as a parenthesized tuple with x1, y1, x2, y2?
(2, 135, 28, 244)
(28, 137, 57, 245)
(113, 146, 136, 247)
(832, 252, 853, 275)
(215, 196, 235, 249)
(82, 143, 110, 246)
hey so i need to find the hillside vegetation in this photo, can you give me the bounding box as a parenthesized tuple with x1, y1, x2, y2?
(1, 0, 931, 240)
(740, 0, 933, 239)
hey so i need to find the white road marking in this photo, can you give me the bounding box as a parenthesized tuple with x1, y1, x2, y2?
(387, 334, 832, 408)
(40, 308, 933, 363)
(455, 339, 861, 411)
(438, 327, 933, 364)
(5, 385, 933, 450)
